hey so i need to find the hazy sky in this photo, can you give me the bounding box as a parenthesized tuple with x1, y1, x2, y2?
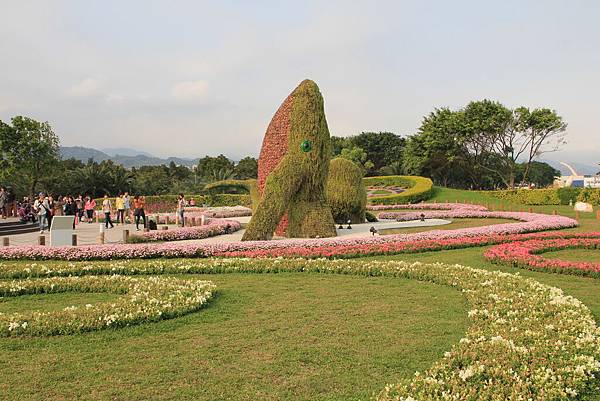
(1, 0, 599, 163)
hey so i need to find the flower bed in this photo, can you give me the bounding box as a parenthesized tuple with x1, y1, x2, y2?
(364, 175, 434, 205)
(2, 258, 599, 399)
(0, 205, 578, 261)
(128, 218, 241, 243)
(0, 275, 215, 336)
(485, 235, 600, 277)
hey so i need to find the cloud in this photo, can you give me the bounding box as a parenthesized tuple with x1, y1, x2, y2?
(67, 77, 103, 97)
(170, 80, 208, 101)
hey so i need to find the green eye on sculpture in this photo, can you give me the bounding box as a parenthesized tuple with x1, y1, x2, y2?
(300, 139, 312, 153)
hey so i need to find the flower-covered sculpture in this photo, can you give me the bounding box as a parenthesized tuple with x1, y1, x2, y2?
(242, 79, 336, 240)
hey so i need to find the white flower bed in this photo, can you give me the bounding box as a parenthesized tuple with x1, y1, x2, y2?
(0, 275, 215, 336)
(2, 258, 599, 399)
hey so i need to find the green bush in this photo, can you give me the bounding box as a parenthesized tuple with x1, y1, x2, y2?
(204, 179, 260, 211)
(326, 158, 367, 223)
(365, 211, 378, 222)
(490, 187, 600, 206)
(364, 175, 434, 205)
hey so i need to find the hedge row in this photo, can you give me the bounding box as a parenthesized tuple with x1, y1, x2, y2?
(363, 175, 434, 205)
(491, 187, 600, 206)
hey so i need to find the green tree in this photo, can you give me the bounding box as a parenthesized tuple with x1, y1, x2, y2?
(339, 146, 374, 176)
(0, 116, 60, 197)
(234, 157, 258, 179)
(515, 161, 559, 188)
(349, 132, 405, 172)
(197, 154, 234, 179)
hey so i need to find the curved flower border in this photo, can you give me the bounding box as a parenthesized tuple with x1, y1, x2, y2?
(0, 275, 215, 336)
(130, 218, 241, 243)
(2, 258, 599, 399)
(0, 204, 578, 261)
(485, 236, 600, 277)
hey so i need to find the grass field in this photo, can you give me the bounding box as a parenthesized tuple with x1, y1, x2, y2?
(1, 186, 598, 400)
(0, 274, 467, 401)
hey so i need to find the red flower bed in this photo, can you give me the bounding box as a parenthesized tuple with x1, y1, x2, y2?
(484, 234, 600, 277)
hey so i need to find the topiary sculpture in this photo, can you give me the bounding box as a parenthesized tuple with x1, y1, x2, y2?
(326, 158, 367, 224)
(242, 79, 336, 240)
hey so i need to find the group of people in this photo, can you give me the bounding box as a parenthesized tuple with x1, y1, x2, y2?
(100, 193, 147, 231)
(15, 192, 149, 233)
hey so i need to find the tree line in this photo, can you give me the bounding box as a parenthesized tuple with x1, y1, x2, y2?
(1, 99, 565, 198)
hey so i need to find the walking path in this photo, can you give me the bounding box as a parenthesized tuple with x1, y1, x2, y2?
(0, 217, 451, 247)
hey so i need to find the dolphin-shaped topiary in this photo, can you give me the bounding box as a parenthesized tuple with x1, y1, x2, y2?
(242, 79, 337, 240)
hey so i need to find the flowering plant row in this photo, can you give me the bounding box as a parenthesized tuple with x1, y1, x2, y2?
(367, 202, 487, 211)
(129, 218, 241, 243)
(484, 236, 600, 277)
(0, 275, 215, 337)
(0, 210, 578, 261)
(2, 257, 599, 399)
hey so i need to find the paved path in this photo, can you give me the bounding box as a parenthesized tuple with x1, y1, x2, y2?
(0, 217, 451, 247)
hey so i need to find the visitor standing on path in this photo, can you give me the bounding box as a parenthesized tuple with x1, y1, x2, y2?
(177, 194, 186, 227)
(133, 195, 146, 231)
(34, 194, 49, 233)
(102, 194, 114, 229)
(47, 195, 55, 229)
(115, 193, 125, 224)
(123, 192, 131, 222)
(84, 196, 96, 223)
(75, 195, 84, 224)
(64, 196, 77, 229)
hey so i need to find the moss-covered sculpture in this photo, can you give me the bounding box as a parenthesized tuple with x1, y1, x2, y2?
(326, 158, 367, 224)
(242, 79, 336, 240)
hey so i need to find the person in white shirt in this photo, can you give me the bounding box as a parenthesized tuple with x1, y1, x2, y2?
(34, 194, 50, 233)
(102, 194, 114, 229)
(177, 194, 186, 227)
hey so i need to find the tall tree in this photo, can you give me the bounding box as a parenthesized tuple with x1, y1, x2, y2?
(0, 116, 60, 197)
(197, 154, 234, 179)
(234, 156, 258, 179)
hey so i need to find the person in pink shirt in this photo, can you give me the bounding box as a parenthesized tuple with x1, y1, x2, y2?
(84, 196, 96, 223)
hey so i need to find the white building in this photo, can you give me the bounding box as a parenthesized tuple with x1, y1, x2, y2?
(554, 162, 600, 188)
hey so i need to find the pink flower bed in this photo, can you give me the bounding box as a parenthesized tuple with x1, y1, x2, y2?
(367, 203, 487, 211)
(132, 218, 241, 242)
(484, 235, 600, 277)
(0, 204, 578, 261)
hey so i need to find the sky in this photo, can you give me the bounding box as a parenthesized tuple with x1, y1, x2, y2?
(1, 0, 599, 165)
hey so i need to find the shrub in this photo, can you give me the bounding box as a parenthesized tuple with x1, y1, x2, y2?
(491, 187, 600, 206)
(365, 211, 378, 222)
(326, 158, 367, 223)
(364, 175, 434, 205)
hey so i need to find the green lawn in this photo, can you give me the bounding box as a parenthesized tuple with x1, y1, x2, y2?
(541, 249, 600, 263)
(1, 186, 599, 400)
(0, 273, 467, 401)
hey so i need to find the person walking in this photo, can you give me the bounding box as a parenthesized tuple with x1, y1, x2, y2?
(0, 187, 7, 219)
(123, 192, 131, 223)
(133, 195, 146, 231)
(34, 194, 49, 233)
(84, 196, 96, 223)
(177, 193, 186, 227)
(115, 193, 125, 225)
(102, 194, 114, 229)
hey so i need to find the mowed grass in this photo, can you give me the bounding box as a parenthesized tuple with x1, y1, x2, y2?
(0, 292, 119, 314)
(542, 248, 600, 263)
(1, 186, 598, 400)
(0, 273, 467, 401)
(379, 218, 514, 235)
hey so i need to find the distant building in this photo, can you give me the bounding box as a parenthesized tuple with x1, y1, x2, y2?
(554, 162, 600, 188)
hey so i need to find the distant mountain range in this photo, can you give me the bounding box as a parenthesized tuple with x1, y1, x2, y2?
(60, 146, 200, 168)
